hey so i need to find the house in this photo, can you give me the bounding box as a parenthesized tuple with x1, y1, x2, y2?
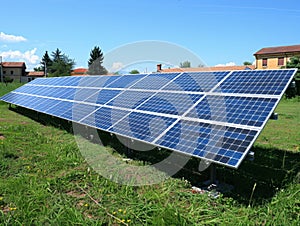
(254, 44, 300, 69)
(0, 61, 46, 82)
(156, 64, 255, 73)
(1, 62, 26, 82)
(25, 71, 45, 82)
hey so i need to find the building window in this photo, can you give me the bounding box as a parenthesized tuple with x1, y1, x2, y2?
(278, 57, 284, 66)
(262, 58, 268, 67)
(10, 71, 13, 75)
(3, 71, 6, 74)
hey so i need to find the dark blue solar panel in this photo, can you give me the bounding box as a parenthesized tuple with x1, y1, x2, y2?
(31, 76, 81, 86)
(83, 76, 122, 88)
(96, 90, 121, 105)
(137, 93, 203, 116)
(27, 77, 58, 85)
(81, 89, 122, 105)
(69, 103, 98, 121)
(42, 87, 76, 100)
(20, 96, 46, 109)
(218, 70, 295, 95)
(76, 76, 110, 87)
(0, 92, 22, 104)
(106, 74, 147, 88)
(110, 112, 177, 142)
(186, 95, 278, 127)
(16, 86, 76, 100)
(46, 101, 74, 119)
(34, 99, 62, 113)
(130, 73, 180, 90)
(156, 120, 258, 167)
(73, 88, 99, 101)
(0, 69, 296, 169)
(163, 71, 229, 92)
(106, 90, 154, 109)
(81, 107, 130, 130)
(15, 85, 45, 95)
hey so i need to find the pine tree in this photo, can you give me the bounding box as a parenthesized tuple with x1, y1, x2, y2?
(51, 48, 64, 63)
(40, 51, 53, 73)
(48, 48, 75, 77)
(88, 46, 107, 75)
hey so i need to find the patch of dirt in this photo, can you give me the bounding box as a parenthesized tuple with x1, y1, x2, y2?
(0, 118, 14, 122)
(66, 190, 86, 199)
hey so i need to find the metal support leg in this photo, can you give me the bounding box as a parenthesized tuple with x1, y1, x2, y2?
(209, 164, 217, 184)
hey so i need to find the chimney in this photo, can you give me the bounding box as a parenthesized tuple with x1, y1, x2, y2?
(157, 64, 162, 72)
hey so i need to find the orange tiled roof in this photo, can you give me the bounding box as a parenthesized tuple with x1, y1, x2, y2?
(254, 44, 300, 55)
(159, 65, 255, 73)
(27, 71, 45, 77)
(2, 62, 26, 67)
(71, 68, 88, 75)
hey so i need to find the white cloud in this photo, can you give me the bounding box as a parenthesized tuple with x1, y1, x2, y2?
(110, 62, 124, 72)
(215, 62, 236, 67)
(0, 32, 27, 42)
(0, 48, 40, 70)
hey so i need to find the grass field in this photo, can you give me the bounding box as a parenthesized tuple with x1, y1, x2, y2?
(0, 83, 299, 225)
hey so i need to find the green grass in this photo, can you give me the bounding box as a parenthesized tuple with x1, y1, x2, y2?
(256, 97, 300, 152)
(0, 83, 299, 225)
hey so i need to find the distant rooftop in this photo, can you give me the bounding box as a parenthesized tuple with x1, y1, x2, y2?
(27, 71, 45, 77)
(71, 68, 88, 76)
(254, 44, 300, 55)
(2, 62, 26, 68)
(158, 65, 255, 73)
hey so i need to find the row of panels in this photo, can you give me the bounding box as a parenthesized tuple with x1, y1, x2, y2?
(7, 89, 278, 128)
(1, 69, 296, 169)
(1, 92, 258, 168)
(27, 70, 295, 95)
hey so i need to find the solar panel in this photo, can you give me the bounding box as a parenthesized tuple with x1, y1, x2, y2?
(0, 69, 297, 168)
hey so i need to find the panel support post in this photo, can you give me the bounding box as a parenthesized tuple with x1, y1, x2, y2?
(209, 164, 217, 184)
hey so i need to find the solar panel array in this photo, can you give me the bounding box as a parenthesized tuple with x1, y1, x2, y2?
(0, 69, 296, 168)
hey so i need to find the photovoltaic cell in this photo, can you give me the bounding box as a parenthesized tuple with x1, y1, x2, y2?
(186, 95, 278, 127)
(81, 107, 130, 130)
(137, 93, 203, 116)
(163, 71, 229, 92)
(217, 70, 295, 95)
(111, 112, 177, 143)
(46, 101, 74, 119)
(0, 69, 296, 168)
(130, 73, 180, 90)
(155, 120, 258, 167)
(106, 90, 153, 109)
(106, 74, 147, 88)
(78, 76, 121, 88)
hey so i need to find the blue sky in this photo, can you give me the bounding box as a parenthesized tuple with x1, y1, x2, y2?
(1, 0, 300, 72)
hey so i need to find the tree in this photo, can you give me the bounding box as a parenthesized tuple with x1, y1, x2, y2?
(87, 46, 107, 75)
(286, 56, 300, 69)
(40, 51, 53, 74)
(33, 48, 75, 77)
(51, 48, 64, 63)
(243, 61, 253, 65)
(180, 60, 191, 68)
(129, 69, 140, 74)
(285, 56, 300, 79)
(285, 56, 300, 96)
(33, 66, 43, 71)
(48, 48, 75, 77)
